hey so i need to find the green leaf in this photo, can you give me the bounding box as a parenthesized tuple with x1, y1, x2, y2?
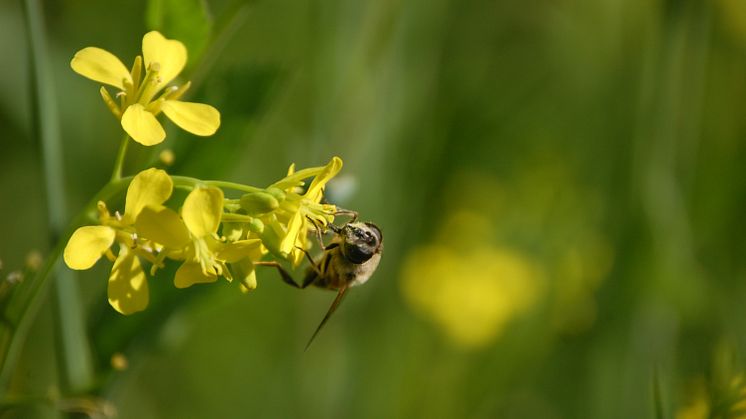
(145, 0, 212, 67)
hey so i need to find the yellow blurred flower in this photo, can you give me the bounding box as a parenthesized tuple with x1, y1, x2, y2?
(675, 373, 746, 419)
(71, 31, 220, 146)
(440, 166, 614, 335)
(717, 0, 746, 47)
(401, 211, 543, 348)
(676, 390, 709, 419)
(64, 168, 173, 314)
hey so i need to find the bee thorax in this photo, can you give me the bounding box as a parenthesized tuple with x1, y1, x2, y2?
(341, 252, 381, 287)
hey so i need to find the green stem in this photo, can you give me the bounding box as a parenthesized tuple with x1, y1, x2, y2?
(21, 0, 96, 396)
(205, 180, 263, 193)
(171, 175, 263, 193)
(0, 179, 131, 392)
(111, 133, 131, 181)
(652, 366, 666, 419)
(170, 175, 200, 189)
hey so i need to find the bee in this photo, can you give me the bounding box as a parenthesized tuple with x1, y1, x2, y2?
(257, 211, 383, 350)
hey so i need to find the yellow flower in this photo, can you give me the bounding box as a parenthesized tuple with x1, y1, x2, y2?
(71, 31, 220, 146)
(251, 156, 342, 266)
(400, 211, 543, 348)
(401, 244, 542, 348)
(674, 375, 746, 419)
(64, 168, 173, 314)
(135, 186, 262, 288)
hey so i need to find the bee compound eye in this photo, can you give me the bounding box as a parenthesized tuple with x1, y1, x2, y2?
(344, 242, 374, 264)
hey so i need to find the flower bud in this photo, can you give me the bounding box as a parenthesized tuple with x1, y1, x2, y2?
(240, 191, 280, 216)
(265, 187, 286, 202)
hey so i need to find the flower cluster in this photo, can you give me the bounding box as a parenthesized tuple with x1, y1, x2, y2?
(71, 31, 220, 146)
(64, 157, 343, 314)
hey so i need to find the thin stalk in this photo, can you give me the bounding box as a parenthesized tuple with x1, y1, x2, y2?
(111, 133, 131, 181)
(170, 175, 263, 193)
(653, 367, 666, 419)
(21, 0, 95, 395)
(204, 180, 263, 193)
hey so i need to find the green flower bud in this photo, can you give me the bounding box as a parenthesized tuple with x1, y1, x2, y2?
(246, 217, 264, 234)
(265, 187, 286, 202)
(240, 191, 280, 215)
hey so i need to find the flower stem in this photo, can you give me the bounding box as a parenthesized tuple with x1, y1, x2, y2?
(111, 133, 131, 181)
(205, 180, 263, 193)
(0, 178, 131, 392)
(171, 176, 263, 193)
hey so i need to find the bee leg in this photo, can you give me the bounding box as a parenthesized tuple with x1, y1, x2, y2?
(296, 246, 323, 277)
(334, 208, 358, 223)
(254, 261, 305, 289)
(305, 215, 327, 249)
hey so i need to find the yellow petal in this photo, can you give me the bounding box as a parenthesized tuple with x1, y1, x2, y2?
(63, 226, 116, 270)
(279, 211, 304, 255)
(306, 156, 343, 202)
(234, 259, 257, 292)
(70, 47, 132, 90)
(134, 206, 191, 248)
(174, 262, 218, 288)
(269, 159, 338, 192)
(240, 270, 257, 292)
(108, 247, 149, 315)
(123, 168, 173, 224)
(121, 104, 166, 146)
(290, 228, 310, 267)
(182, 187, 223, 238)
(222, 222, 245, 242)
(161, 100, 220, 136)
(218, 239, 263, 263)
(254, 219, 285, 258)
(142, 31, 187, 89)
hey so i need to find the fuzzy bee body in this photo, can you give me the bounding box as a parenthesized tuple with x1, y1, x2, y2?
(300, 221, 383, 349)
(304, 223, 383, 290)
(257, 219, 383, 349)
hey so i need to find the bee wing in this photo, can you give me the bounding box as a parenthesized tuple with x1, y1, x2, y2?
(305, 284, 348, 351)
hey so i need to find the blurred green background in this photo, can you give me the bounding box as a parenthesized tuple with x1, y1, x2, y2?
(2, 0, 746, 417)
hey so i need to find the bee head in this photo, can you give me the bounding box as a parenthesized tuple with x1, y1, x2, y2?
(340, 222, 383, 264)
